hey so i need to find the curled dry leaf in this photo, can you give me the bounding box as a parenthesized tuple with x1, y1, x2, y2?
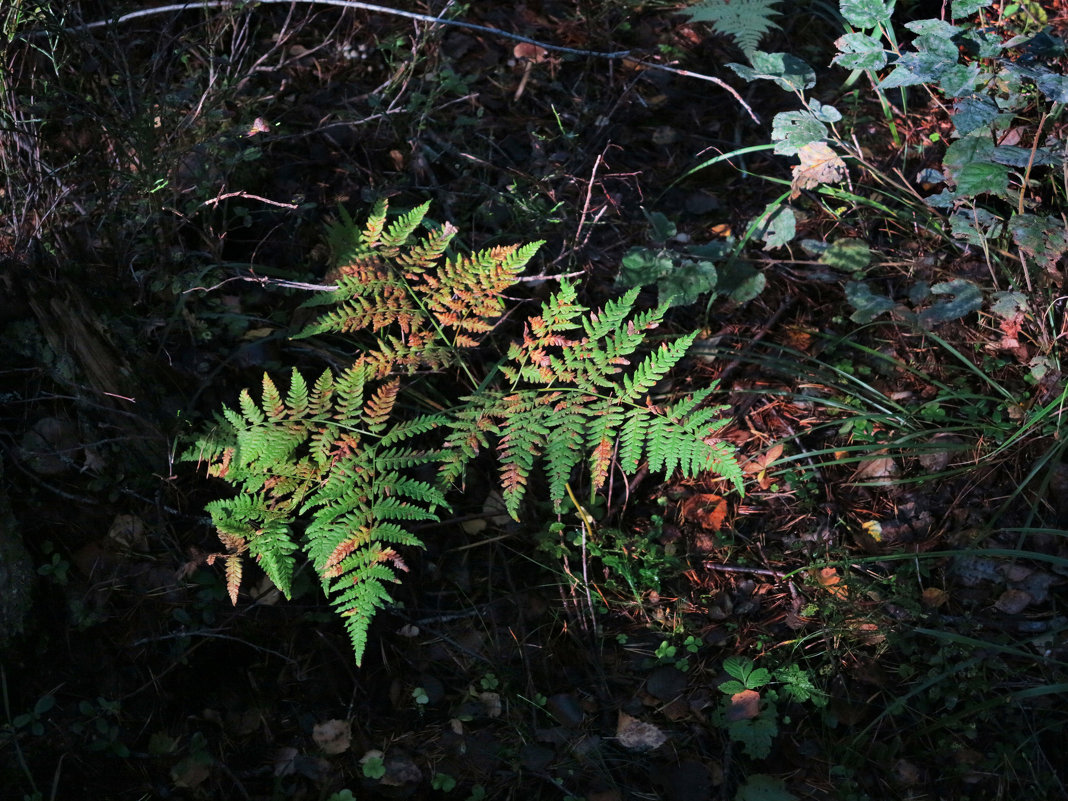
(513, 42, 549, 63)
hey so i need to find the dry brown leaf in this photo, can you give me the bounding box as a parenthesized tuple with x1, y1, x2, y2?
(726, 689, 761, 722)
(921, 587, 949, 608)
(616, 711, 668, 751)
(681, 493, 729, 531)
(994, 588, 1032, 614)
(312, 719, 352, 755)
(743, 444, 784, 489)
(781, 326, 814, 351)
(813, 566, 848, 598)
(791, 141, 847, 197)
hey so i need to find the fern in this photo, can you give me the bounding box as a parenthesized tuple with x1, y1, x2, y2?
(443, 281, 744, 519)
(186, 201, 743, 665)
(682, 0, 782, 58)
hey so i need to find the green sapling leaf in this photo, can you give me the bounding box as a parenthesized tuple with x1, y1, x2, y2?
(728, 51, 816, 92)
(735, 774, 798, 801)
(839, 0, 895, 31)
(771, 111, 828, 156)
(990, 291, 1028, 319)
(757, 203, 796, 250)
(952, 0, 994, 17)
(819, 239, 872, 273)
(833, 32, 887, 70)
(952, 162, 1009, 198)
(845, 281, 896, 323)
(918, 279, 983, 327)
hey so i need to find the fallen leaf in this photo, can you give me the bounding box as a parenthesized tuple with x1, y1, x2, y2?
(860, 520, 883, 543)
(616, 711, 668, 751)
(743, 444, 784, 489)
(813, 567, 848, 598)
(107, 514, 147, 550)
(921, 587, 949, 608)
(994, 588, 1032, 614)
(726, 689, 761, 722)
(853, 455, 899, 485)
(681, 493, 728, 531)
(478, 691, 502, 718)
(312, 719, 351, 755)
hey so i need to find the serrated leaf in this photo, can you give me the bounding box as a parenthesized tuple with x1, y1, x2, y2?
(833, 32, 887, 70)
(951, 96, 1001, 136)
(808, 99, 842, 124)
(728, 51, 816, 92)
(952, 0, 993, 17)
(718, 262, 766, 303)
(839, 0, 895, 30)
(991, 145, 1061, 168)
(905, 19, 960, 37)
(937, 63, 982, 97)
(991, 291, 1029, 319)
(771, 110, 828, 156)
(1010, 213, 1068, 268)
(952, 161, 1009, 197)
(660, 260, 719, 307)
(1037, 73, 1068, 104)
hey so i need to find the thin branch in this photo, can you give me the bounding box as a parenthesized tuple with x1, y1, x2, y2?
(18, 0, 759, 123)
(198, 191, 300, 210)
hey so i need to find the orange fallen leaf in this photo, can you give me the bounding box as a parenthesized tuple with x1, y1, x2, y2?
(921, 587, 948, 608)
(681, 493, 728, 531)
(813, 566, 848, 598)
(743, 444, 784, 490)
(727, 689, 761, 722)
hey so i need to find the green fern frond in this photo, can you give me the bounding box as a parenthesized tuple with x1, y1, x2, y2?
(186, 201, 742, 667)
(683, 0, 782, 57)
(477, 280, 742, 514)
(381, 201, 430, 249)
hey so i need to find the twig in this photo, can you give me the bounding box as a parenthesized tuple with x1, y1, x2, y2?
(183, 273, 337, 294)
(702, 562, 787, 579)
(198, 191, 300, 210)
(17, 0, 759, 123)
(573, 149, 605, 251)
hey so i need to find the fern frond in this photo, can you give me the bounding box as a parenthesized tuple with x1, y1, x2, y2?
(382, 201, 430, 249)
(360, 199, 388, 247)
(186, 201, 742, 669)
(224, 554, 243, 605)
(620, 331, 699, 401)
(363, 379, 400, 434)
(617, 407, 651, 474)
(544, 401, 588, 508)
(683, 0, 782, 57)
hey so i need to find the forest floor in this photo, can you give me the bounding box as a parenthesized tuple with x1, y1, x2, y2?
(2, 2, 1067, 800)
